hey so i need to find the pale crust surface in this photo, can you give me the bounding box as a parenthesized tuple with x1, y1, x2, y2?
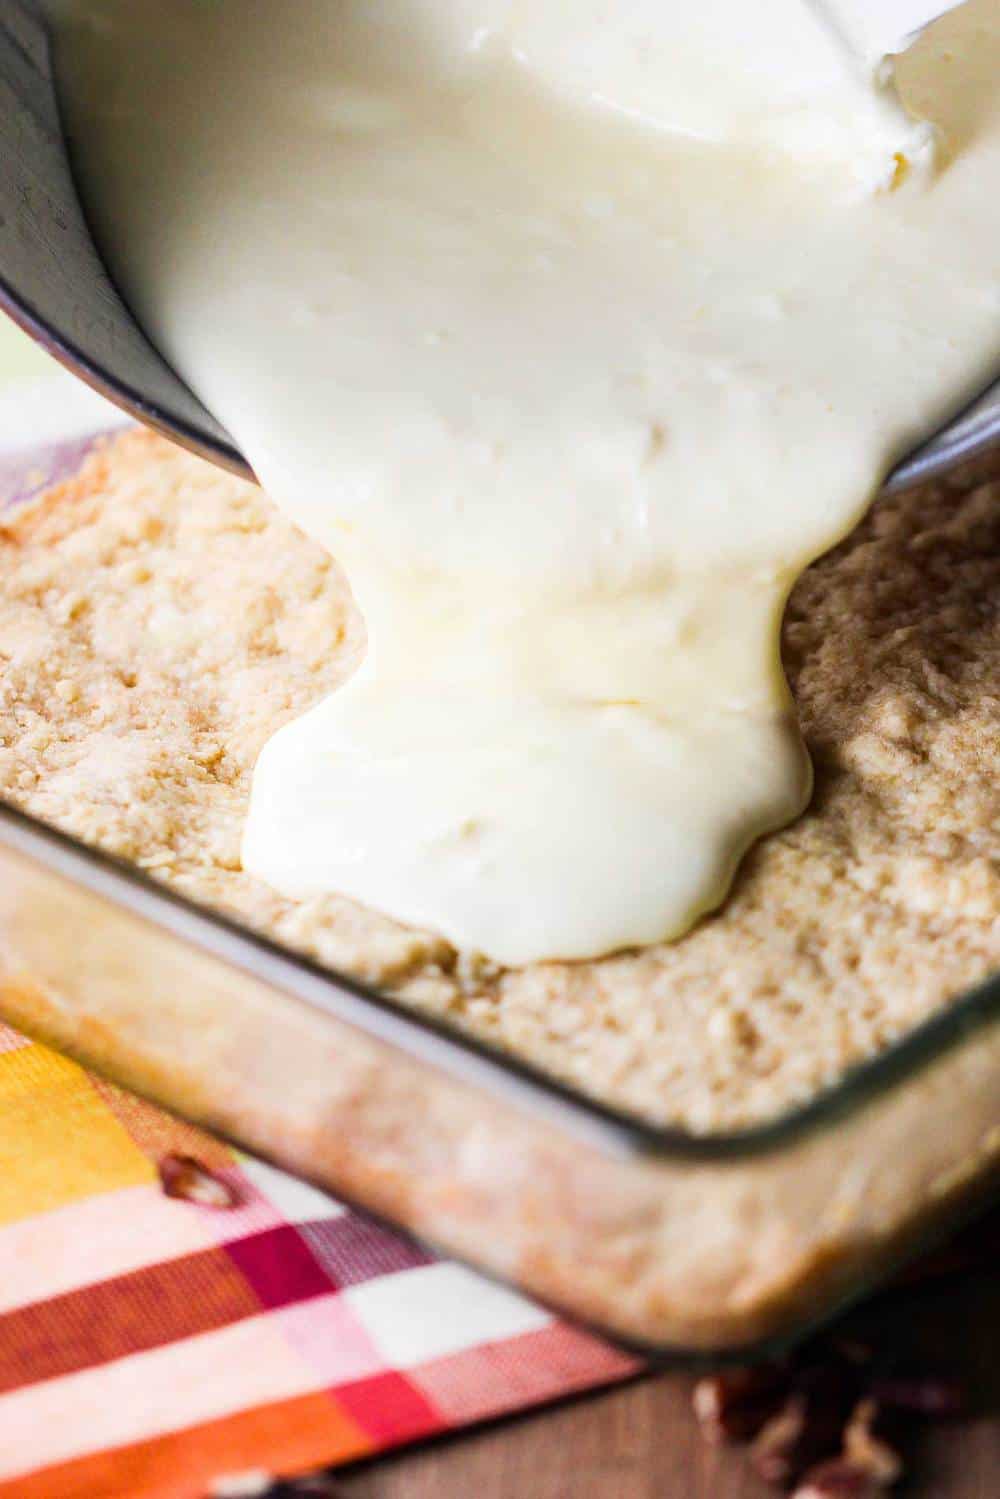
(1, 429, 997, 1129)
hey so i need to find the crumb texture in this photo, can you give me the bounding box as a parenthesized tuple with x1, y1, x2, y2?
(1, 429, 997, 1129)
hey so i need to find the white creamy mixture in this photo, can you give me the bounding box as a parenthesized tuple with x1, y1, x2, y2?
(50, 2, 999, 964)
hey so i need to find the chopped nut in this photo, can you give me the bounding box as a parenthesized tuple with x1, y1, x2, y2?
(791, 1456, 889, 1498)
(843, 1400, 903, 1485)
(158, 1152, 238, 1209)
(692, 1364, 790, 1443)
(690, 1266, 973, 1496)
(752, 1396, 813, 1486)
(750, 1366, 856, 1487)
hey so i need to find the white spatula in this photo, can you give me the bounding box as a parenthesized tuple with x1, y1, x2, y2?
(460, 1, 967, 187)
(810, 1, 966, 70)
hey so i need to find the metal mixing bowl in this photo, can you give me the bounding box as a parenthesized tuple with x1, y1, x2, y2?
(2, 0, 998, 492)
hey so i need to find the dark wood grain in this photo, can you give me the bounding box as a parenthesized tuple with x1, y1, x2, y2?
(337, 1271, 1000, 1498)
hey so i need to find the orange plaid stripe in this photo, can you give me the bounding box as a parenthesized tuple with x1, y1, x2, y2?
(0, 1392, 372, 1499)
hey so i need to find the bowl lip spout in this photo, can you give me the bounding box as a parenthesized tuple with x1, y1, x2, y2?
(4, 260, 999, 494)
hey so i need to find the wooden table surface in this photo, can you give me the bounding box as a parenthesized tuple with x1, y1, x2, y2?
(338, 1267, 1000, 1498)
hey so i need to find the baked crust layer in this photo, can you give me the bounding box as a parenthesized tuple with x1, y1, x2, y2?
(1, 429, 997, 1129)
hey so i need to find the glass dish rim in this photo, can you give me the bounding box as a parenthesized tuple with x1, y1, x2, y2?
(2, 0, 998, 1163)
(3, 795, 997, 1164)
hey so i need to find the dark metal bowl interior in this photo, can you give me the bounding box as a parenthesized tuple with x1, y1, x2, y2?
(0, 0, 249, 478)
(2, 0, 999, 490)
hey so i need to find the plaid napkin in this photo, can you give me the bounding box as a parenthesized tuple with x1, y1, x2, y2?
(0, 1023, 637, 1497)
(0, 331, 638, 1495)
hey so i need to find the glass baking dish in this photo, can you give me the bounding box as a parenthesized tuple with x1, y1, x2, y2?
(1, 796, 997, 1359)
(1, 0, 998, 1360)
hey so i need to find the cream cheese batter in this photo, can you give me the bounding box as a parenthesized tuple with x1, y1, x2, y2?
(48, 1, 999, 964)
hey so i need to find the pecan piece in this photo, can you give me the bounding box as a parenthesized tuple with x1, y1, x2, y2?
(692, 1364, 790, 1443)
(843, 1399, 903, 1485)
(158, 1152, 238, 1209)
(750, 1365, 856, 1486)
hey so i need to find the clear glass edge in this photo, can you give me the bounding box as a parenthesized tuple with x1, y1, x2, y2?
(2, 0, 998, 1160)
(2, 793, 997, 1165)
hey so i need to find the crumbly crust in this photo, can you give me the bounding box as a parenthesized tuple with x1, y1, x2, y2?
(1, 428, 997, 1129)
